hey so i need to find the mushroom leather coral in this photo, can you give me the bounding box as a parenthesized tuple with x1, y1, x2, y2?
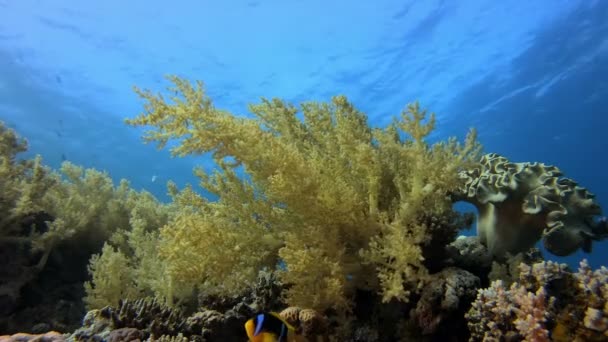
(458, 153, 606, 257)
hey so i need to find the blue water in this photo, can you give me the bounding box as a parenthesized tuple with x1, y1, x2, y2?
(0, 1, 606, 269)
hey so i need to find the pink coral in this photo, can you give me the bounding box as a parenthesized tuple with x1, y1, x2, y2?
(467, 259, 608, 341)
(575, 260, 608, 334)
(466, 280, 553, 341)
(511, 285, 553, 341)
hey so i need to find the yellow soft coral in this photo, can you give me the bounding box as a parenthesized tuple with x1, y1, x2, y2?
(82, 181, 173, 309)
(158, 207, 279, 299)
(0, 121, 177, 311)
(84, 243, 137, 309)
(361, 103, 481, 302)
(0, 124, 129, 296)
(126, 76, 481, 311)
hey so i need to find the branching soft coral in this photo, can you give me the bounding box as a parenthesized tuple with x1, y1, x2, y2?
(0, 121, 172, 312)
(2, 155, 136, 273)
(84, 243, 137, 309)
(126, 76, 481, 311)
(158, 206, 280, 301)
(0, 124, 74, 308)
(86, 166, 284, 308)
(362, 103, 481, 302)
(84, 187, 173, 309)
(0, 123, 30, 224)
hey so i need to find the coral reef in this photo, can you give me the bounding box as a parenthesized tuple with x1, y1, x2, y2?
(70, 299, 183, 341)
(109, 298, 186, 337)
(410, 267, 479, 338)
(444, 236, 494, 278)
(457, 153, 607, 257)
(67, 294, 325, 342)
(0, 331, 66, 342)
(2, 77, 608, 341)
(467, 279, 554, 341)
(466, 259, 608, 341)
(487, 248, 544, 286)
(279, 306, 329, 340)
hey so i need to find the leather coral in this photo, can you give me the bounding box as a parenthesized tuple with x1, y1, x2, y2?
(456, 153, 607, 257)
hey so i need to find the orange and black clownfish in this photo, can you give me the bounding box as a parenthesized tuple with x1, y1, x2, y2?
(244, 311, 297, 342)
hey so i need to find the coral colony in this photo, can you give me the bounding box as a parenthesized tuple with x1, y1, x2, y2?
(0, 76, 606, 341)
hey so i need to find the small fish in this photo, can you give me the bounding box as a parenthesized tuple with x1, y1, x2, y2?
(245, 312, 297, 342)
(151, 175, 157, 182)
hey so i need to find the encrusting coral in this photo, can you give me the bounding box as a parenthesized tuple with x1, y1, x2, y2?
(457, 153, 607, 257)
(410, 267, 480, 337)
(123, 75, 482, 313)
(278, 306, 329, 340)
(74, 269, 325, 341)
